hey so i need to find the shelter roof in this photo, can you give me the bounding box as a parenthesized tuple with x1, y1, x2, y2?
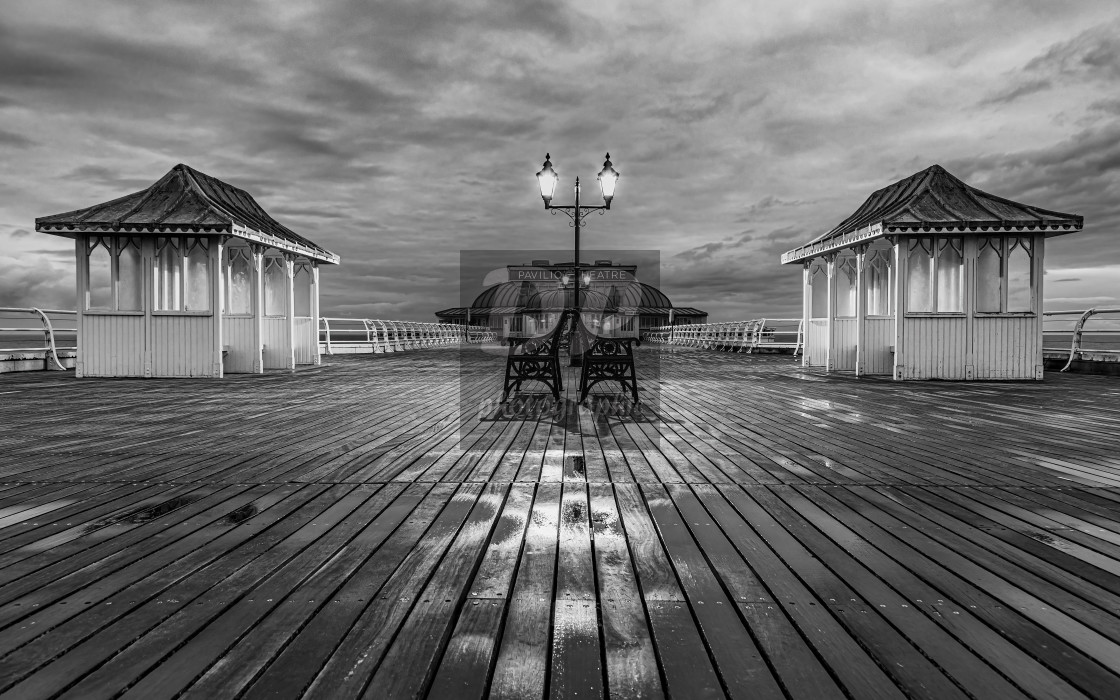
(36, 164, 339, 264)
(781, 164, 1083, 264)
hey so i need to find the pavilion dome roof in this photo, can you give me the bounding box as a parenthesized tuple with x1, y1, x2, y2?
(35, 163, 339, 264)
(464, 279, 694, 316)
(782, 164, 1083, 264)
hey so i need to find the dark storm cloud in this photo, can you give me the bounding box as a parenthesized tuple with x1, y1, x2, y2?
(61, 165, 154, 192)
(0, 129, 35, 148)
(980, 17, 1120, 106)
(980, 79, 1053, 106)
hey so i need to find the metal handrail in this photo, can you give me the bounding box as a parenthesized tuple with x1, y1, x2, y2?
(318, 318, 485, 355)
(0, 307, 77, 371)
(642, 318, 804, 356)
(1043, 308, 1120, 371)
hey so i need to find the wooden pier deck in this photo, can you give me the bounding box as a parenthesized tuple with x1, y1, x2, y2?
(1, 345, 1119, 699)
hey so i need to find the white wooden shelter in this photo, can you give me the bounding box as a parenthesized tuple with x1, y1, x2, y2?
(781, 165, 1082, 380)
(35, 164, 339, 378)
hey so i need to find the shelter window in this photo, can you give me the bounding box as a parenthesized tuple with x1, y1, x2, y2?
(155, 237, 210, 312)
(293, 263, 312, 317)
(224, 247, 253, 316)
(263, 257, 288, 317)
(809, 260, 828, 318)
(835, 255, 857, 318)
(865, 248, 892, 316)
(85, 236, 143, 312)
(976, 237, 1034, 313)
(906, 237, 962, 314)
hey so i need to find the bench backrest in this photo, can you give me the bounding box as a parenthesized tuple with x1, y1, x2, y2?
(508, 310, 569, 358)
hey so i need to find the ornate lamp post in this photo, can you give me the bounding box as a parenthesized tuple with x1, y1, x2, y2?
(536, 153, 619, 365)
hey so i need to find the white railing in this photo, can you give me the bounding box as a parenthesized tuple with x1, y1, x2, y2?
(644, 318, 804, 356)
(1043, 308, 1120, 371)
(319, 319, 493, 355)
(0, 307, 77, 371)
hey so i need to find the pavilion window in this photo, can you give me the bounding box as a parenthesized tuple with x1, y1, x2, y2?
(224, 247, 252, 316)
(87, 238, 112, 310)
(865, 248, 892, 316)
(976, 238, 1002, 312)
(835, 255, 856, 318)
(185, 238, 210, 311)
(935, 238, 963, 312)
(155, 238, 181, 311)
(976, 236, 1034, 313)
(906, 237, 962, 313)
(263, 257, 287, 317)
(906, 239, 933, 312)
(86, 236, 143, 312)
(809, 260, 828, 318)
(1007, 238, 1033, 312)
(293, 263, 312, 317)
(155, 237, 210, 312)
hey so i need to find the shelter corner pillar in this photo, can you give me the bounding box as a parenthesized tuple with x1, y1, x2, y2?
(311, 263, 322, 366)
(211, 236, 224, 378)
(74, 236, 86, 378)
(1034, 234, 1045, 379)
(801, 261, 811, 368)
(251, 245, 265, 374)
(285, 255, 296, 370)
(892, 238, 906, 380)
(826, 253, 837, 372)
(855, 246, 866, 376)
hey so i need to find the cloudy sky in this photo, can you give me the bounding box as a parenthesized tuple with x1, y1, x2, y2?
(2, 0, 1118, 321)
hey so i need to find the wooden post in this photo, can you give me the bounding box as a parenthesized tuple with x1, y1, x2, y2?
(74, 236, 86, 378)
(826, 253, 836, 372)
(251, 245, 264, 374)
(1034, 234, 1045, 379)
(142, 238, 154, 378)
(285, 255, 296, 370)
(801, 261, 811, 368)
(964, 237, 976, 380)
(893, 239, 906, 380)
(211, 237, 224, 378)
(855, 246, 866, 376)
(310, 263, 321, 366)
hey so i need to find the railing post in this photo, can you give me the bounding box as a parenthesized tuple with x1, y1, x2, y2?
(32, 308, 66, 371)
(322, 317, 333, 355)
(1062, 308, 1096, 372)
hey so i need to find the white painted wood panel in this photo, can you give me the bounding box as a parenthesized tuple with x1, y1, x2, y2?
(806, 319, 828, 367)
(901, 317, 967, 380)
(262, 317, 291, 369)
(222, 317, 257, 373)
(862, 318, 894, 375)
(81, 314, 146, 377)
(151, 315, 218, 377)
(973, 316, 1041, 379)
(832, 318, 856, 370)
(293, 317, 314, 365)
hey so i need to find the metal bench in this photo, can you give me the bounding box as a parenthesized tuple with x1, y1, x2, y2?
(572, 317, 640, 404)
(502, 310, 569, 403)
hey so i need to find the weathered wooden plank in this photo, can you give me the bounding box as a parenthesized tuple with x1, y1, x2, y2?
(489, 482, 561, 700)
(238, 483, 460, 698)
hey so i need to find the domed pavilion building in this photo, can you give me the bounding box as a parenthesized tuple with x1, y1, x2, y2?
(435, 259, 706, 339)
